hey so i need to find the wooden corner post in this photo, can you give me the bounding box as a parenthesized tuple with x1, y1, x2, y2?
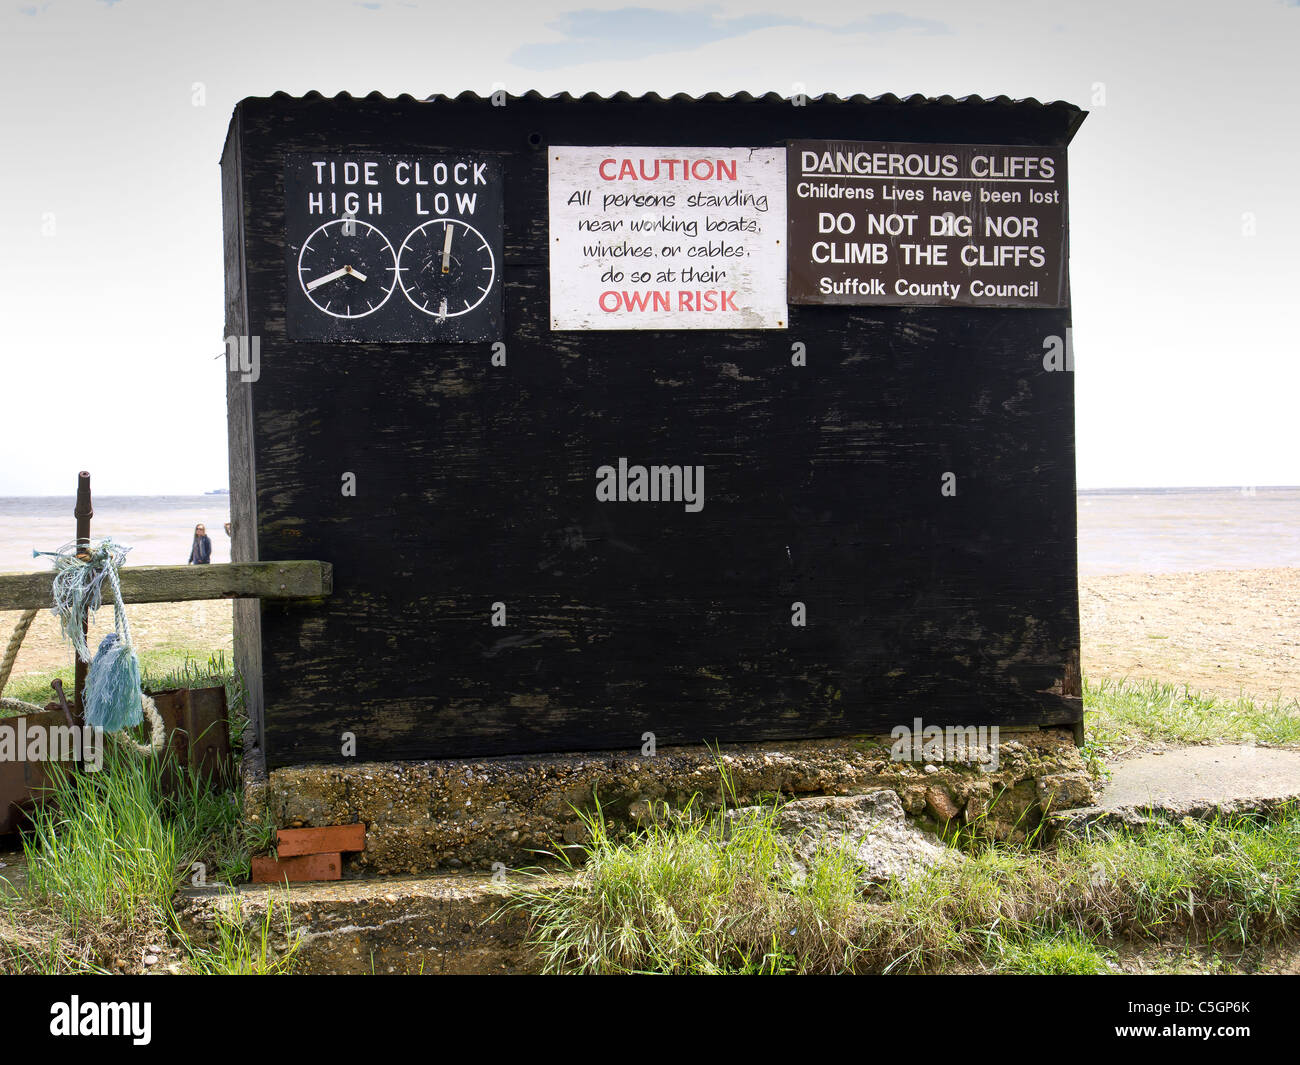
(72, 470, 92, 722)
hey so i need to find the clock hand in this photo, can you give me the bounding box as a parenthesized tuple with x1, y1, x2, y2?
(306, 267, 349, 291)
(306, 265, 368, 291)
(441, 224, 454, 274)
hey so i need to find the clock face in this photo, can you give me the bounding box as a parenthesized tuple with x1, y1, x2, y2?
(398, 219, 497, 318)
(297, 219, 398, 319)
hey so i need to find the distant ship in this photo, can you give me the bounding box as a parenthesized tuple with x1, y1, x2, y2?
(205, 488, 230, 495)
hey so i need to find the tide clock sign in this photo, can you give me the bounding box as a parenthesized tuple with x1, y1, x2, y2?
(284, 152, 504, 342)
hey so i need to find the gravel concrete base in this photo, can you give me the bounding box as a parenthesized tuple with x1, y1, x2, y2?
(176, 870, 550, 975)
(245, 728, 1096, 875)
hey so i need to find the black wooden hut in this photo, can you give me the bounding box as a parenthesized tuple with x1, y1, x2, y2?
(222, 91, 1087, 768)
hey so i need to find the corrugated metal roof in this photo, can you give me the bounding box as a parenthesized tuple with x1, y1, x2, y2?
(237, 90, 1086, 146)
(256, 89, 1083, 112)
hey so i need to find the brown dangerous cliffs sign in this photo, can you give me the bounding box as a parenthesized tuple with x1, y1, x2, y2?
(787, 140, 1068, 308)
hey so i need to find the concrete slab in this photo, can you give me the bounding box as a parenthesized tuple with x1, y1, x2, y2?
(1052, 745, 1300, 833)
(175, 869, 565, 974)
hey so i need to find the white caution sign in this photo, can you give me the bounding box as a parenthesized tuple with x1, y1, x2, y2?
(548, 146, 788, 330)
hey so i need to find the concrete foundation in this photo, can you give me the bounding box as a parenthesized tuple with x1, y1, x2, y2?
(245, 727, 1097, 876)
(177, 871, 545, 975)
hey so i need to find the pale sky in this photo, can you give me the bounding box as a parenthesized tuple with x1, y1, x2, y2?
(1, 0, 1296, 494)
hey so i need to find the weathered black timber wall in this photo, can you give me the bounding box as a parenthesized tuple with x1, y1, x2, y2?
(222, 92, 1086, 769)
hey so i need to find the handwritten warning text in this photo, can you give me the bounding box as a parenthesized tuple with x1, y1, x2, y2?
(548, 146, 787, 330)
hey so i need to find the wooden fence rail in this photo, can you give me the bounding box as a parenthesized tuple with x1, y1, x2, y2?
(0, 561, 332, 612)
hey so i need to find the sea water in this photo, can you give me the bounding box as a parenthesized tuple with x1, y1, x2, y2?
(1, 487, 1297, 577)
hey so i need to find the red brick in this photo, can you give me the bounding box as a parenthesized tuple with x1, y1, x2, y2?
(276, 824, 366, 856)
(251, 852, 342, 883)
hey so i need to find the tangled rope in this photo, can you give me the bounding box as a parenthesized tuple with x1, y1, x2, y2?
(36, 539, 133, 664)
(2, 539, 165, 754)
(115, 693, 166, 755)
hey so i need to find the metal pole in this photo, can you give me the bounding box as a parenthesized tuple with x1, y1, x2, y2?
(72, 470, 92, 723)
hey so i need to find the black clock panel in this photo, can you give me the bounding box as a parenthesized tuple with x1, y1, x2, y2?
(284, 152, 504, 342)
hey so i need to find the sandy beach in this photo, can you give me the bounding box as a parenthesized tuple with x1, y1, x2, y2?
(2, 567, 1296, 705)
(1079, 567, 1299, 703)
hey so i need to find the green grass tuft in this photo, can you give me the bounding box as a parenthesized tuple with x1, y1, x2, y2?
(24, 748, 190, 929)
(994, 931, 1113, 974)
(516, 796, 868, 975)
(1084, 676, 1300, 754)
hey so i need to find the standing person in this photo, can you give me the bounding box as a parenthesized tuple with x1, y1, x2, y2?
(188, 523, 213, 565)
